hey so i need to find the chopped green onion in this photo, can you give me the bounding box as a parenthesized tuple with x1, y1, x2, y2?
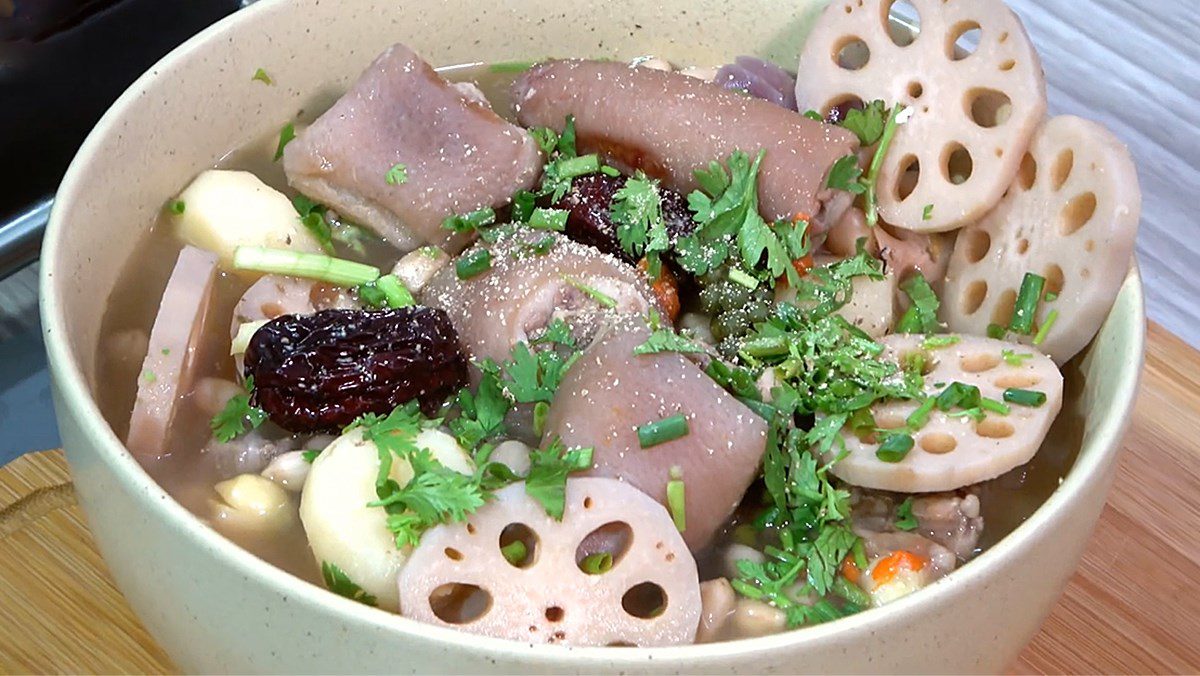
(833, 574, 872, 607)
(232, 246, 380, 286)
(167, 200, 186, 215)
(562, 275, 617, 308)
(385, 163, 408, 185)
(980, 397, 1011, 415)
(489, 59, 537, 73)
(728, 267, 759, 290)
(528, 207, 568, 231)
(1009, 272, 1046, 335)
(876, 433, 914, 462)
(922, 204, 934, 221)
(987, 323, 1007, 340)
(852, 538, 869, 570)
(500, 540, 528, 565)
(533, 401, 550, 437)
(274, 122, 295, 161)
(1033, 309, 1060, 346)
(922, 335, 960, 350)
(374, 274, 415, 308)
(251, 68, 273, 85)
(579, 552, 613, 574)
(1044, 291, 1059, 302)
(935, 381, 982, 412)
(456, 249, 492, 279)
(1002, 349, 1033, 366)
(666, 477, 686, 532)
(141, 369, 156, 383)
(556, 154, 601, 180)
(599, 165, 621, 177)
(301, 449, 320, 463)
(637, 414, 690, 448)
(1003, 388, 1047, 407)
(905, 397, 936, 430)
(442, 207, 497, 234)
(230, 320, 269, 355)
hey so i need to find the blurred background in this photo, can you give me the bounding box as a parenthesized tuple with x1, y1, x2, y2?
(0, 0, 1196, 463)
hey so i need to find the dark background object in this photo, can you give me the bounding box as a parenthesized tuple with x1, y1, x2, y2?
(0, 0, 241, 277)
(0, 0, 242, 462)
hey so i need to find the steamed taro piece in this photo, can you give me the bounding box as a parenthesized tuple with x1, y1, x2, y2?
(421, 230, 660, 365)
(513, 60, 860, 232)
(542, 319, 768, 551)
(283, 43, 541, 250)
(127, 246, 219, 460)
(399, 479, 701, 647)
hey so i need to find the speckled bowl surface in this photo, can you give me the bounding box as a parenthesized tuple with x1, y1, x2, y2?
(40, 0, 1145, 672)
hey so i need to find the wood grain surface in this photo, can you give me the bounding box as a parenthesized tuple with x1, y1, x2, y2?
(0, 322, 1196, 674)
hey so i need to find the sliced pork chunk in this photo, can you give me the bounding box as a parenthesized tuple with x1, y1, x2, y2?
(541, 318, 768, 551)
(513, 60, 860, 232)
(283, 43, 541, 250)
(127, 246, 219, 459)
(421, 231, 658, 364)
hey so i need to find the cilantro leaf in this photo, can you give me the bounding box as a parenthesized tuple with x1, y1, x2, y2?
(525, 437, 594, 519)
(532, 317, 576, 348)
(790, 241, 884, 320)
(500, 342, 579, 404)
(634, 327, 706, 356)
(895, 272, 941, 334)
(209, 376, 267, 443)
(385, 163, 408, 185)
(612, 174, 669, 270)
(321, 561, 377, 606)
(895, 497, 919, 531)
(839, 100, 887, 145)
(291, 195, 335, 254)
(826, 155, 866, 194)
(449, 364, 510, 450)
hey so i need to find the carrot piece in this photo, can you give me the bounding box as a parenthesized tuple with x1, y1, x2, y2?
(791, 253, 814, 277)
(840, 557, 861, 584)
(870, 550, 927, 585)
(638, 258, 680, 322)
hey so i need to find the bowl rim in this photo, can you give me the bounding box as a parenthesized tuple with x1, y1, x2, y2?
(38, 0, 1148, 664)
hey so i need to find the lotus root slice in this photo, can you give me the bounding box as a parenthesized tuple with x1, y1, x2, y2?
(823, 334, 1063, 492)
(795, 0, 1047, 232)
(942, 115, 1141, 364)
(398, 479, 701, 647)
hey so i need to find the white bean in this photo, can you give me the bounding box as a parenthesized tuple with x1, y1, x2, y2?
(261, 451, 311, 492)
(696, 578, 737, 643)
(730, 597, 787, 638)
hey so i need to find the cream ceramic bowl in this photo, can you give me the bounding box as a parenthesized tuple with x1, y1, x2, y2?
(40, 0, 1144, 672)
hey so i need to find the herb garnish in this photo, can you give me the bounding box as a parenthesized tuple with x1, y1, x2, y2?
(827, 102, 906, 227)
(385, 163, 408, 185)
(525, 437, 594, 520)
(612, 173, 670, 276)
(637, 413, 690, 448)
(894, 497, 919, 531)
(1010, 272, 1046, 335)
(292, 194, 336, 255)
(896, 273, 940, 334)
(274, 122, 296, 161)
(251, 68, 273, 85)
(210, 376, 267, 443)
(321, 561, 376, 606)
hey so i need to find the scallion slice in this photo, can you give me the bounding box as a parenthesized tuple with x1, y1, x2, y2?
(987, 323, 1007, 340)
(528, 207, 568, 231)
(905, 397, 936, 430)
(728, 267, 759, 290)
(374, 274, 414, 308)
(456, 249, 492, 279)
(876, 433, 914, 462)
(579, 552, 613, 574)
(532, 401, 550, 437)
(666, 477, 686, 532)
(980, 397, 1011, 415)
(1033, 309, 1060, 346)
(637, 413, 689, 448)
(555, 154, 601, 180)
(232, 246, 379, 286)
(1003, 388, 1047, 407)
(1009, 272, 1046, 335)
(921, 335, 961, 350)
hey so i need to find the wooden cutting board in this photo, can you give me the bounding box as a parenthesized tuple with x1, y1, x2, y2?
(2, 322, 1197, 674)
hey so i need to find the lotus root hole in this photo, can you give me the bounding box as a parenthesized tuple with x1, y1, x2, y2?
(609, 641, 637, 647)
(1017, 238, 1030, 255)
(895, 155, 921, 201)
(583, 496, 594, 509)
(429, 583, 492, 624)
(999, 31, 1010, 43)
(621, 582, 668, 619)
(961, 280, 988, 315)
(991, 288, 1017, 327)
(943, 144, 974, 185)
(444, 547, 464, 561)
(575, 521, 633, 573)
(995, 372, 1042, 389)
(999, 59, 1016, 71)
(1085, 239, 1096, 252)
(961, 353, 1001, 373)
(1017, 153, 1037, 190)
(920, 432, 958, 454)
(947, 21, 981, 60)
(499, 523, 539, 568)
(1044, 264, 1065, 296)
(545, 606, 565, 623)
(906, 80, 925, 100)
(877, 414, 907, 430)
(976, 418, 1015, 439)
(886, 0, 921, 46)
(466, 522, 477, 535)
(1060, 193, 1097, 235)
(1050, 150, 1075, 191)
(967, 89, 1013, 128)
(825, 94, 866, 122)
(834, 36, 871, 70)
(962, 229, 991, 263)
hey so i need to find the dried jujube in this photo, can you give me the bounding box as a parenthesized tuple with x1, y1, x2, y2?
(552, 173, 695, 264)
(244, 307, 468, 432)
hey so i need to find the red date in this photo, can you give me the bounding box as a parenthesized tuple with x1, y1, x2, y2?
(244, 307, 468, 432)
